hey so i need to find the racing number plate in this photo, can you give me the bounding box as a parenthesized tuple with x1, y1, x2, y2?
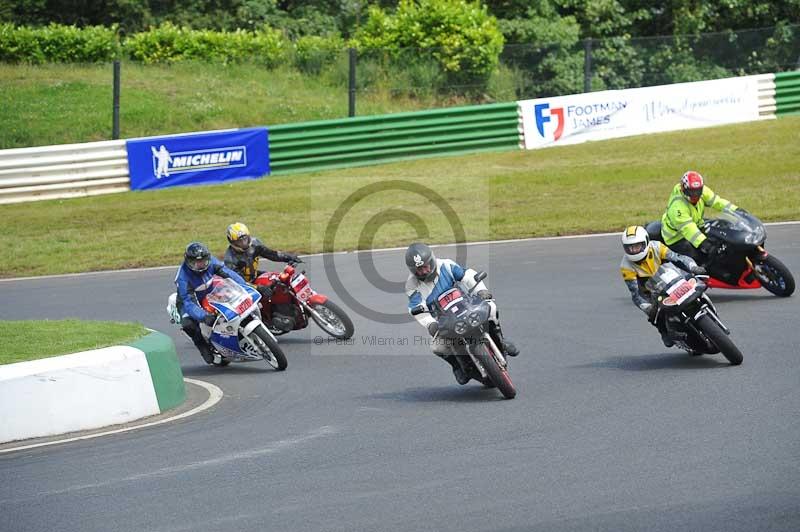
(235, 297, 253, 314)
(291, 273, 314, 302)
(667, 278, 696, 305)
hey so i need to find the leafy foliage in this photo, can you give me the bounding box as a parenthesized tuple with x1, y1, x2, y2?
(353, 0, 504, 89)
(294, 34, 345, 73)
(123, 23, 288, 65)
(0, 23, 117, 63)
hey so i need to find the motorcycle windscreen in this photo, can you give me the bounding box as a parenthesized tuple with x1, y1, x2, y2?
(705, 210, 765, 245)
(645, 263, 685, 294)
(206, 277, 260, 321)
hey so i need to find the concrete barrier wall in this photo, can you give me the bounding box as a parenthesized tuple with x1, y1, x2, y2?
(0, 330, 185, 444)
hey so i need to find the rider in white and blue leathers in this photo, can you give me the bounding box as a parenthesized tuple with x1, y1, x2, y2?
(404, 243, 518, 384)
(176, 241, 250, 364)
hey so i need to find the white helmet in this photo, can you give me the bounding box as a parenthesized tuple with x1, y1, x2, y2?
(621, 225, 649, 262)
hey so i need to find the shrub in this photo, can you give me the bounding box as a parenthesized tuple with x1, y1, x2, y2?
(123, 23, 288, 66)
(294, 34, 345, 74)
(353, 0, 505, 89)
(0, 23, 116, 63)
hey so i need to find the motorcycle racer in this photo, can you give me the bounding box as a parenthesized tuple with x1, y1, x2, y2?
(661, 170, 740, 263)
(404, 243, 518, 384)
(620, 226, 706, 347)
(223, 222, 300, 301)
(176, 241, 251, 364)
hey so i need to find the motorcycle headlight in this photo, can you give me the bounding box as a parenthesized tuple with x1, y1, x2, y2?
(744, 228, 765, 245)
(454, 321, 468, 335)
(468, 312, 481, 327)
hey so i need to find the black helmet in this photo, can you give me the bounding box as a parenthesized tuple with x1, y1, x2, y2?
(405, 243, 437, 282)
(184, 242, 211, 273)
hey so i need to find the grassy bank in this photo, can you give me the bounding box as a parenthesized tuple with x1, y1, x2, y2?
(0, 320, 148, 365)
(0, 61, 517, 149)
(2, 115, 799, 278)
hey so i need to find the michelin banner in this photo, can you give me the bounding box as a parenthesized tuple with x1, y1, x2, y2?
(126, 127, 269, 190)
(519, 75, 763, 150)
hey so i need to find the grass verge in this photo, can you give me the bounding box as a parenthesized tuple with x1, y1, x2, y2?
(0, 320, 149, 365)
(2, 115, 799, 278)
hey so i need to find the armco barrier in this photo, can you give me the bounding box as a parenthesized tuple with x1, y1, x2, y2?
(0, 139, 129, 205)
(757, 74, 777, 118)
(0, 72, 795, 204)
(268, 103, 523, 175)
(775, 70, 800, 116)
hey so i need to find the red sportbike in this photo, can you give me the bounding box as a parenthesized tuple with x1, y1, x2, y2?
(254, 260, 355, 340)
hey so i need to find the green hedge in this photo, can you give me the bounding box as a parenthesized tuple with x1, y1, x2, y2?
(0, 23, 292, 66)
(123, 23, 289, 66)
(0, 23, 118, 63)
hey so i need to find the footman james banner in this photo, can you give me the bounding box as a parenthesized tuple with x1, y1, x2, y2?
(126, 127, 269, 190)
(519, 75, 763, 150)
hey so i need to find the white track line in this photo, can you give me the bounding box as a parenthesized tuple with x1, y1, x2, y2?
(2, 221, 798, 282)
(0, 378, 222, 454)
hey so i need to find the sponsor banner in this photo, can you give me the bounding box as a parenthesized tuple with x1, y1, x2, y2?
(126, 127, 269, 190)
(519, 75, 762, 150)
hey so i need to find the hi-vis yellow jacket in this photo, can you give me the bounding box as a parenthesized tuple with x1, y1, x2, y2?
(661, 184, 737, 247)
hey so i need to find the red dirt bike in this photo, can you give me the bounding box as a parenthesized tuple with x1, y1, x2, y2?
(254, 260, 355, 340)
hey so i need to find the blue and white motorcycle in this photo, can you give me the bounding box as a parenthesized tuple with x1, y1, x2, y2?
(167, 276, 288, 370)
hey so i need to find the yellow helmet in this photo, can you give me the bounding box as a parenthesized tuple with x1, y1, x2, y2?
(226, 222, 251, 252)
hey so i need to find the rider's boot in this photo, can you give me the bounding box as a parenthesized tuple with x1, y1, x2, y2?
(660, 331, 675, 348)
(489, 322, 519, 357)
(183, 320, 215, 364)
(197, 342, 215, 364)
(440, 354, 470, 385)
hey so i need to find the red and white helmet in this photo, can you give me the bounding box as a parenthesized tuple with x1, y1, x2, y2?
(680, 171, 704, 205)
(621, 225, 649, 262)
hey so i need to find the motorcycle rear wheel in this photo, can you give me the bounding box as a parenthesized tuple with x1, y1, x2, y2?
(253, 325, 288, 370)
(696, 315, 743, 366)
(310, 300, 354, 340)
(474, 344, 516, 399)
(754, 255, 795, 297)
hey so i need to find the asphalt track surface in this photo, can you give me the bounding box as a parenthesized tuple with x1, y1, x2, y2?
(1, 228, 799, 532)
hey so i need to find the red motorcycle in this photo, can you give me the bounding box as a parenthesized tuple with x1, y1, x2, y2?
(254, 260, 355, 340)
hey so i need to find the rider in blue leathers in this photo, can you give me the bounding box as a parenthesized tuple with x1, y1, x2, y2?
(176, 241, 250, 365)
(404, 243, 518, 385)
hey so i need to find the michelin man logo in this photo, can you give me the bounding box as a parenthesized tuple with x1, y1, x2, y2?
(413, 254, 424, 267)
(151, 145, 172, 179)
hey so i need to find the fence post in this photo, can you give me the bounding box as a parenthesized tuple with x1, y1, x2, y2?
(112, 60, 121, 139)
(348, 48, 357, 117)
(583, 38, 592, 93)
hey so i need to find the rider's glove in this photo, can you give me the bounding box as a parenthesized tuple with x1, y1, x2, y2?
(698, 239, 715, 256)
(284, 253, 301, 263)
(476, 290, 493, 300)
(427, 322, 439, 336)
(690, 265, 707, 276)
(202, 313, 217, 326)
(735, 207, 748, 215)
(235, 260, 247, 271)
(639, 302, 653, 315)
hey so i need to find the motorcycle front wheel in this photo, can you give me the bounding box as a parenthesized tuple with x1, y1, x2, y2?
(474, 344, 516, 399)
(252, 325, 288, 370)
(696, 315, 743, 366)
(754, 254, 795, 297)
(310, 300, 354, 340)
